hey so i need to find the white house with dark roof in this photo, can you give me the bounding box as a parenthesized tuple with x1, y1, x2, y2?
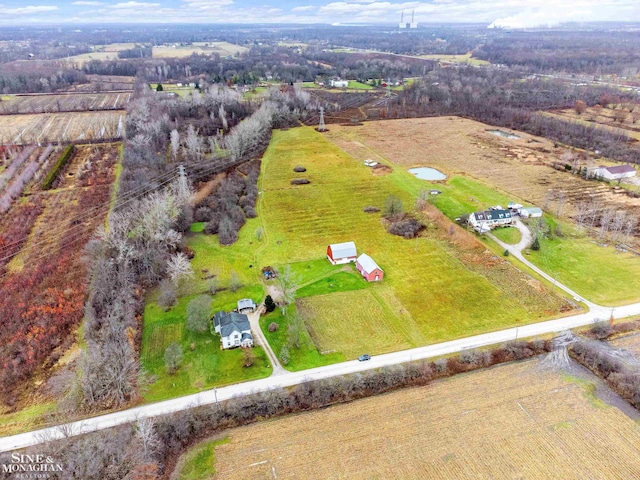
(594, 165, 636, 181)
(469, 209, 514, 232)
(326, 241, 357, 265)
(213, 311, 253, 349)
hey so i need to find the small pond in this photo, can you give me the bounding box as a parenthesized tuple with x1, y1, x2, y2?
(488, 129, 520, 140)
(408, 167, 446, 181)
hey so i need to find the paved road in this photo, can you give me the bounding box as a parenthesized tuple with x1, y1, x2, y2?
(2, 221, 638, 453)
(3, 298, 640, 453)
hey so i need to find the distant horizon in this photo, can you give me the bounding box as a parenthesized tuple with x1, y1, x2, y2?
(3, 20, 640, 29)
(1, 1, 639, 28)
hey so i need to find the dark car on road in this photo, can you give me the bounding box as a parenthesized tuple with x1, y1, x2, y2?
(358, 354, 371, 361)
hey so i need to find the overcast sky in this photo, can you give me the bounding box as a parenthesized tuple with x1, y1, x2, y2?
(1, 1, 640, 28)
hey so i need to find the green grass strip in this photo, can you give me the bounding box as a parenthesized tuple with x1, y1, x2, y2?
(42, 144, 74, 190)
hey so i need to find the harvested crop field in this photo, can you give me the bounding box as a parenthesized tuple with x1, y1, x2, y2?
(210, 359, 640, 479)
(610, 331, 640, 358)
(0, 110, 125, 144)
(152, 42, 248, 58)
(325, 117, 640, 221)
(0, 92, 131, 114)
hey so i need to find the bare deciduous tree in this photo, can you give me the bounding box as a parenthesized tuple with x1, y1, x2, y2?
(166, 252, 194, 286)
(170, 129, 180, 160)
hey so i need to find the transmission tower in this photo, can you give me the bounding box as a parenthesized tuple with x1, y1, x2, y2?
(318, 107, 327, 132)
(177, 164, 190, 200)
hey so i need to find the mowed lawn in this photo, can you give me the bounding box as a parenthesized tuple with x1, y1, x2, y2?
(527, 217, 640, 305)
(258, 127, 565, 353)
(141, 285, 270, 402)
(492, 226, 522, 245)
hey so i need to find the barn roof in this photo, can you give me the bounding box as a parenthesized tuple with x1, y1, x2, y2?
(601, 165, 636, 175)
(357, 253, 382, 274)
(329, 241, 357, 259)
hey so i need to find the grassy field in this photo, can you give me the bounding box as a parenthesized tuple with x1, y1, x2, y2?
(325, 118, 640, 305)
(418, 52, 490, 66)
(141, 288, 271, 403)
(175, 437, 229, 480)
(347, 80, 374, 90)
(260, 306, 345, 370)
(242, 87, 267, 99)
(149, 83, 195, 98)
(527, 216, 640, 305)
(256, 127, 568, 352)
(200, 359, 640, 479)
(0, 402, 56, 437)
(298, 287, 424, 357)
(157, 126, 568, 377)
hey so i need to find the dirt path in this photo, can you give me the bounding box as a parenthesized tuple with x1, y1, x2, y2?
(247, 308, 286, 376)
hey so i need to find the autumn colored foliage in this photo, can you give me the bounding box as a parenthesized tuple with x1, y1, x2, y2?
(0, 198, 43, 274)
(0, 143, 118, 402)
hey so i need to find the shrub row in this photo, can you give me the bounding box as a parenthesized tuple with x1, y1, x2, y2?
(41, 144, 74, 190)
(585, 319, 640, 340)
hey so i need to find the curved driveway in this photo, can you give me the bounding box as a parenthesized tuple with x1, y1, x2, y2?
(1, 222, 639, 453)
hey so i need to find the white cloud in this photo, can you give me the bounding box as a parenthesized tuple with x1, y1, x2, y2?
(1, 0, 639, 25)
(109, 1, 160, 7)
(0, 5, 58, 15)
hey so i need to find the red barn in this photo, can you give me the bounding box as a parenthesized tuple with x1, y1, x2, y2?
(327, 241, 357, 265)
(356, 253, 384, 282)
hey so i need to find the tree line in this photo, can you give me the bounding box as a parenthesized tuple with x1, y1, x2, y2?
(390, 67, 640, 165)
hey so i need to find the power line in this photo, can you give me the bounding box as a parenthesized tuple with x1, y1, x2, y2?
(0, 143, 270, 276)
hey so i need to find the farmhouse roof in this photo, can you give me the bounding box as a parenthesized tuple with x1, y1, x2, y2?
(600, 165, 636, 175)
(329, 241, 357, 259)
(237, 298, 256, 310)
(241, 332, 253, 342)
(473, 209, 512, 221)
(214, 311, 251, 337)
(357, 253, 382, 274)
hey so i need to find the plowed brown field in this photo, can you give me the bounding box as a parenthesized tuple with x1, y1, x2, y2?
(211, 360, 640, 479)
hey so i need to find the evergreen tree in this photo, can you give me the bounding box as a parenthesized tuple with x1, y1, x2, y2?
(264, 295, 276, 313)
(532, 236, 540, 251)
